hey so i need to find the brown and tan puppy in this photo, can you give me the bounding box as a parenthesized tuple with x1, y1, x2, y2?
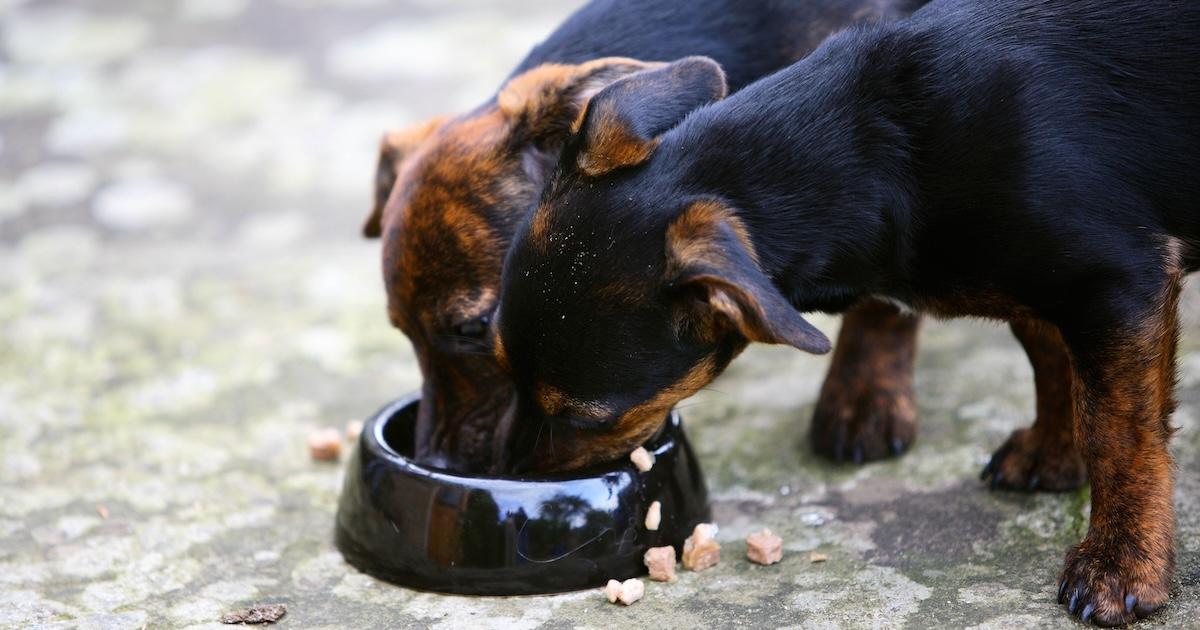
(364, 0, 931, 471)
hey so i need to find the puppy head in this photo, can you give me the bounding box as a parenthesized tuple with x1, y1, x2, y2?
(361, 58, 662, 471)
(496, 57, 831, 472)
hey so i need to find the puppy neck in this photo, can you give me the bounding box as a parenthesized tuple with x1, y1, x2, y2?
(664, 24, 926, 313)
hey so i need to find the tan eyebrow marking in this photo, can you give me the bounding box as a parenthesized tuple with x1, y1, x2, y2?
(534, 382, 612, 419)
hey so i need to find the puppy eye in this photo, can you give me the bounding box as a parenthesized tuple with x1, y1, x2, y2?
(454, 314, 490, 339)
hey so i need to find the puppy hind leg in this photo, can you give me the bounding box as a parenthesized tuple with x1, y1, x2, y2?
(981, 317, 1086, 491)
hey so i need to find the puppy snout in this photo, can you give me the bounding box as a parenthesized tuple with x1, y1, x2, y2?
(547, 409, 619, 431)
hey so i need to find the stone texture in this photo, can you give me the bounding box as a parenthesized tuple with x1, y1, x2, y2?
(1, 1, 1198, 629)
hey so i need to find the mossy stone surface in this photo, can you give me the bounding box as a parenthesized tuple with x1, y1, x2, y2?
(1, 1, 1197, 628)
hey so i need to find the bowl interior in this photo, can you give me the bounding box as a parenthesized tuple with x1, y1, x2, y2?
(375, 394, 672, 481)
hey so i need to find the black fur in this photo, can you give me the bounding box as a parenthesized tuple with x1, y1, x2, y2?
(509, 0, 929, 93)
(492, 0, 936, 425)
(498, 1, 1199, 623)
(502, 0, 1199, 394)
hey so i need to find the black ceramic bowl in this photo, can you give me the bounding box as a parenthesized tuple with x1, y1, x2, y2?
(335, 393, 711, 595)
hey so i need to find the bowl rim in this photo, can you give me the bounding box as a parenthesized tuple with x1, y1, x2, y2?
(366, 392, 683, 485)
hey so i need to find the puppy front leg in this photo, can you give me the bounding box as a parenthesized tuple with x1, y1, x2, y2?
(981, 317, 1086, 491)
(1057, 278, 1180, 625)
(810, 299, 920, 463)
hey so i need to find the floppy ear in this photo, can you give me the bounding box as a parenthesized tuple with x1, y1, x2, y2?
(363, 116, 446, 238)
(498, 57, 664, 149)
(667, 200, 831, 354)
(575, 56, 726, 177)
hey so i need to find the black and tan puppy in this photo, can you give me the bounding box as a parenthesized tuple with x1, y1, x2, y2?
(496, 0, 1199, 624)
(363, 0, 929, 471)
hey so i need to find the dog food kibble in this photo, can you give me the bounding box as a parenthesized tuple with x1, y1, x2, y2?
(604, 579, 623, 603)
(308, 428, 341, 461)
(617, 578, 644, 605)
(643, 545, 677, 582)
(630, 447, 655, 472)
(809, 551, 828, 563)
(345, 420, 364, 441)
(745, 529, 783, 565)
(644, 501, 662, 531)
(682, 523, 721, 571)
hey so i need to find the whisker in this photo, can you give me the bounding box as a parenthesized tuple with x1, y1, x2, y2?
(435, 334, 495, 355)
(443, 347, 493, 356)
(532, 419, 546, 453)
(438, 334, 492, 349)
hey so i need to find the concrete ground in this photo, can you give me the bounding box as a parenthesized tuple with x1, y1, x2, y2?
(0, 1, 1197, 628)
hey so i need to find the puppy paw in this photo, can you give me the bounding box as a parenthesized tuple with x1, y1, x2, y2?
(1058, 540, 1170, 626)
(810, 383, 917, 464)
(981, 426, 1086, 492)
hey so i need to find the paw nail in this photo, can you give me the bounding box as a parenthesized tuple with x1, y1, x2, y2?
(1133, 598, 1158, 618)
(1125, 594, 1137, 614)
(1081, 603, 1095, 622)
(891, 437, 905, 455)
(1057, 580, 1068, 603)
(852, 446, 864, 464)
(1068, 589, 1080, 614)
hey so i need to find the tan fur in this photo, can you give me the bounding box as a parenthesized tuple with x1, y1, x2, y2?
(364, 116, 448, 238)
(534, 382, 612, 420)
(1059, 273, 1181, 625)
(499, 57, 661, 135)
(810, 300, 921, 462)
(534, 355, 720, 472)
(666, 200, 759, 269)
(575, 113, 660, 176)
(981, 317, 1086, 490)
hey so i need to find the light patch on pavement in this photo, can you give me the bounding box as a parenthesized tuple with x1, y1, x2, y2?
(177, 0, 249, 21)
(92, 176, 194, 230)
(3, 7, 150, 66)
(16, 161, 98, 207)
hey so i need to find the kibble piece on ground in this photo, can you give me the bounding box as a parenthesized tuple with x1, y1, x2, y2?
(220, 603, 287, 624)
(745, 529, 783, 565)
(308, 428, 341, 461)
(809, 551, 828, 563)
(644, 501, 661, 531)
(643, 545, 677, 582)
(617, 578, 644, 605)
(345, 420, 363, 441)
(604, 579, 622, 603)
(629, 446, 655, 472)
(682, 523, 721, 571)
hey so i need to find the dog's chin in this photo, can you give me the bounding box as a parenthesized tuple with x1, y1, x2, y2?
(505, 411, 671, 475)
(413, 385, 518, 473)
(504, 418, 591, 475)
(486, 393, 520, 473)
